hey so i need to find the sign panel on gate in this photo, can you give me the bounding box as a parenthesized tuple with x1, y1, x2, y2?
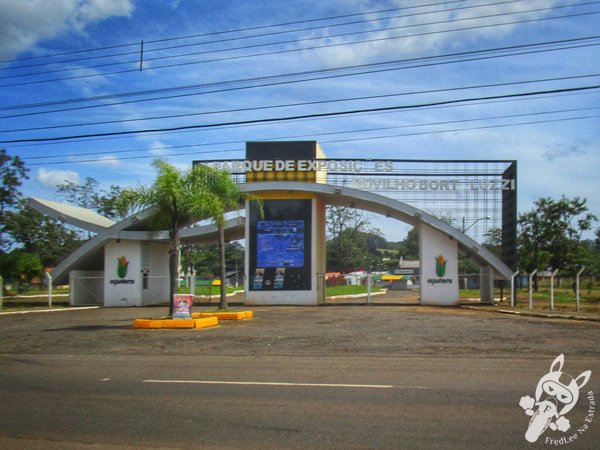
(249, 199, 312, 291)
(419, 223, 459, 305)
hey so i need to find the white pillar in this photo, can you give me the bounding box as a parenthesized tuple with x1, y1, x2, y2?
(45, 271, 53, 308)
(528, 269, 537, 310)
(510, 271, 519, 307)
(550, 269, 558, 310)
(479, 265, 494, 305)
(419, 223, 459, 305)
(576, 267, 585, 312)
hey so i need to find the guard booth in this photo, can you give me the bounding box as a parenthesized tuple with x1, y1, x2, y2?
(69, 239, 170, 307)
(244, 141, 327, 305)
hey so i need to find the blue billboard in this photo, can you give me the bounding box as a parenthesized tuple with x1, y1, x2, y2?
(256, 220, 304, 268)
(249, 199, 312, 291)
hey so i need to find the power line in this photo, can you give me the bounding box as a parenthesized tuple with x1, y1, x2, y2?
(0, 0, 516, 66)
(3, 73, 599, 133)
(141, 3, 600, 64)
(2, 36, 598, 119)
(1, 0, 529, 71)
(21, 104, 600, 162)
(22, 113, 600, 166)
(3, 0, 589, 79)
(2, 8, 598, 88)
(3, 84, 598, 144)
(11, 89, 594, 149)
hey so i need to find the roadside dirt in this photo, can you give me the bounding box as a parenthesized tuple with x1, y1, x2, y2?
(1, 296, 598, 359)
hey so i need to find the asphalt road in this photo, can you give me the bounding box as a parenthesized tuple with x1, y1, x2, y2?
(0, 304, 599, 449)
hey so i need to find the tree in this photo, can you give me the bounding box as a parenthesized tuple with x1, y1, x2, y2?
(182, 241, 244, 280)
(518, 196, 597, 290)
(4, 201, 84, 266)
(197, 169, 245, 309)
(121, 160, 241, 314)
(57, 177, 127, 220)
(326, 206, 374, 272)
(396, 227, 419, 261)
(483, 227, 503, 258)
(0, 149, 29, 250)
(0, 251, 43, 292)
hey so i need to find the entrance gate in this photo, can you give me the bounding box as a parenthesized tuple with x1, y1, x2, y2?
(196, 141, 516, 307)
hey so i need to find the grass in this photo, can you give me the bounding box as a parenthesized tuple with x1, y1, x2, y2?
(2, 287, 69, 297)
(459, 287, 600, 304)
(177, 285, 242, 296)
(325, 284, 383, 297)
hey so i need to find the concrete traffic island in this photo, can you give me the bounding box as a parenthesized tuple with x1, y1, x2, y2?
(132, 311, 253, 328)
(133, 316, 219, 329)
(192, 311, 253, 320)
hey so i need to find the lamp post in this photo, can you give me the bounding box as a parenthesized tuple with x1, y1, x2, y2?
(461, 216, 491, 234)
(460, 216, 491, 290)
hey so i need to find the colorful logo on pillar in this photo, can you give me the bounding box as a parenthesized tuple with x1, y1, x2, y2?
(117, 256, 129, 278)
(435, 255, 447, 277)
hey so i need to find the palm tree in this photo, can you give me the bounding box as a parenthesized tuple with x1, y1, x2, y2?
(196, 168, 244, 309)
(122, 160, 227, 316)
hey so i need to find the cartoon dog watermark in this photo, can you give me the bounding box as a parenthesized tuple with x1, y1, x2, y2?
(519, 354, 593, 444)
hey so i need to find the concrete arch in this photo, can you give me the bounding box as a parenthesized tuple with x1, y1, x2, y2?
(29, 198, 245, 285)
(238, 181, 512, 280)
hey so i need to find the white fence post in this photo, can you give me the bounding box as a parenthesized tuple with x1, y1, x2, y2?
(510, 271, 519, 307)
(45, 271, 53, 308)
(190, 270, 196, 297)
(366, 273, 372, 305)
(528, 269, 537, 310)
(550, 269, 558, 310)
(576, 267, 585, 312)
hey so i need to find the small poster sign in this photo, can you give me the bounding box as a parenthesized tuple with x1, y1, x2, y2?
(253, 268, 265, 289)
(173, 294, 193, 319)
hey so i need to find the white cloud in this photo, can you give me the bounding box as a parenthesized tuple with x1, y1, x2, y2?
(95, 155, 123, 167)
(167, 0, 181, 10)
(310, 0, 563, 67)
(148, 140, 169, 156)
(542, 141, 588, 161)
(0, 0, 134, 61)
(36, 168, 80, 188)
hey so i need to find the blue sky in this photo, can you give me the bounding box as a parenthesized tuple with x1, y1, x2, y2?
(1, 0, 598, 241)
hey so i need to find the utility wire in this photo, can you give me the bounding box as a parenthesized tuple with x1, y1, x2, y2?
(2, 8, 598, 88)
(3, 35, 596, 112)
(11, 89, 594, 149)
(0, 0, 513, 65)
(0, 0, 533, 71)
(2, 36, 598, 118)
(22, 113, 600, 166)
(20, 104, 600, 161)
(3, 73, 599, 133)
(2, 0, 590, 78)
(3, 84, 598, 144)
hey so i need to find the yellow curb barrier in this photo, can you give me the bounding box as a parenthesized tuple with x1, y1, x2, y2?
(133, 317, 219, 329)
(195, 317, 219, 328)
(192, 311, 253, 321)
(148, 320, 163, 329)
(165, 319, 196, 328)
(133, 319, 163, 329)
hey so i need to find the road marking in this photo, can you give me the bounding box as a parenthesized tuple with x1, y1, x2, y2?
(143, 380, 429, 389)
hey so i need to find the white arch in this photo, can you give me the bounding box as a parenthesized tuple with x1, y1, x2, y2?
(30, 180, 512, 286)
(28, 198, 245, 285)
(239, 181, 512, 280)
